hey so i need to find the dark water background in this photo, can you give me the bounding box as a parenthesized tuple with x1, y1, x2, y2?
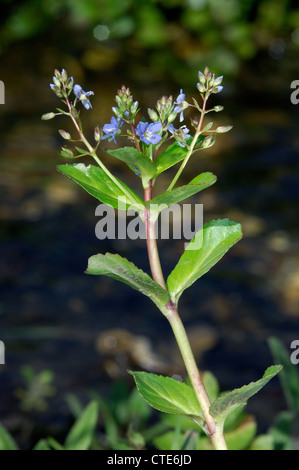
(0, 4, 299, 447)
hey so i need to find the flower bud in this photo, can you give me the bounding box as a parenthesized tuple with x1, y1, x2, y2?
(66, 77, 74, 90)
(202, 122, 213, 132)
(214, 75, 223, 86)
(204, 66, 211, 78)
(190, 117, 199, 128)
(213, 105, 224, 112)
(131, 101, 139, 114)
(112, 106, 123, 118)
(52, 76, 61, 88)
(212, 85, 223, 94)
(196, 82, 206, 93)
(59, 129, 71, 140)
(198, 71, 206, 85)
(60, 147, 74, 158)
(201, 134, 216, 149)
(41, 112, 56, 120)
(94, 125, 101, 142)
(148, 108, 159, 121)
(209, 74, 216, 87)
(215, 125, 233, 133)
(167, 111, 177, 124)
(61, 69, 68, 82)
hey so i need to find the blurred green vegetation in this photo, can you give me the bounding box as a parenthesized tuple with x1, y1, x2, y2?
(1, 338, 297, 450)
(1, 0, 298, 87)
(0, 366, 288, 450)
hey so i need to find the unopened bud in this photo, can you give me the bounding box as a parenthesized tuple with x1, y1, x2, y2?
(213, 105, 224, 112)
(196, 82, 206, 93)
(204, 66, 212, 79)
(59, 129, 71, 140)
(215, 125, 233, 133)
(41, 112, 56, 120)
(66, 77, 74, 90)
(198, 71, 206, 85)
(214, 75, 223, 86)
(202, 122, 213, 132)
(212, 85, 223, 94)
(60, 147, 74, 158)
(94, 125, 101, 142)
(61, 69, 68, 82)
(148, 108, 159, 121)
(202, 134, 216, 149)
(112, 106, 123, 118)
(131, 101, 139, 114)
(53, 76, 61, 88)
(167, 111, 177, 124)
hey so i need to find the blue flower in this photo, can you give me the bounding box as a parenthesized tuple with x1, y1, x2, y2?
(73, 84, 94, 110)
(174, 89, 188, 122)
(135, 121, 162, 145)
(168, 124, 190, 147)
(102, 117, 123, 143)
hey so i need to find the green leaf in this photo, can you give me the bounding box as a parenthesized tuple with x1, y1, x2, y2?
(64, 401, 99, 450)
(33, 439, 51, 450)
(0, 424, 18, 450)
(269, 410, 294, 450)
(129, 371, 202, 419)
(86, 253, 170, 311)
(46, 437, 65, 450)
(146, 173, 217, 218)
(210, 365, 282, 429)
(225, 417, 257, 450)
(167, 218, 242, 304)
(154, 136, 204, 177)
(57, 163, 144, 214)
(249, 433, 274, 450)
(107, 147, 156, 186)
(268, 336, 299, 413)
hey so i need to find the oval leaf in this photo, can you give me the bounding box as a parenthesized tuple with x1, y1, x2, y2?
(210, 365, 282, 429)
(64, 401, 99, 450)
(0, 424, 18, 450)
(107, 147, 156, 186)
(167, 218, 242, 304)
(146, 172, 217, 218)
(86, 253, 170, 311)
(57, 163, 144, 214)
(154, 136, 205, 177)
(129, 371, 202, 419)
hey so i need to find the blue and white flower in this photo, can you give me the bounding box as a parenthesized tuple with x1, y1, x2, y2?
(135, 121, 162, 145)
(101, 117, 124, 143)
(73, 84, 94, 110)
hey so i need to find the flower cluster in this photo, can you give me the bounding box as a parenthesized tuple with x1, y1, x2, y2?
(48, 69, 95, 111)
(49, 69, 74, 99)
(44, 67, 230, 170)
(197, 67, 223, 95)
(100, 84, 194, 149)
(112, 86, 139, 123)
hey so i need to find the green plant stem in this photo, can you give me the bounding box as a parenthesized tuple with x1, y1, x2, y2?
(166, 94, 208, 192)
(161, 303, 227, 450)
(144, 180, 227, 450)
(144, 183, 167, 290)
